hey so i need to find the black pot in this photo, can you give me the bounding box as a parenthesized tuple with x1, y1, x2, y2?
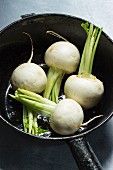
(0, 13, 113, 170)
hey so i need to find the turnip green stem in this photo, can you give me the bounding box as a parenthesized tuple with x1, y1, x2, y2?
(33, 112, 38, 135)
(43, 67, 65, 103)
(23, 105, 28, 133)
(78, 22, 102, 77)
(89, 27, 102, 74)
(23, 105, 39, 135)
(16, 88, 56, 106)
(51, 70, 64, 103)
(27, 107, 34, 134)
(9, 91, 56, 118)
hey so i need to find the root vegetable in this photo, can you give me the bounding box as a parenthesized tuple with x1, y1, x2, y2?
(11, 33, 47, 135)
(45, 41, 80, 74)
(50, 98, 84, 135)
(10, 89, 102, 136)
(64, 22, 104, 109)
(64, 75, 104, 109)
(10, 89, 84, 135)
(11, 63, 47, 93)
(11, 32, 47, 93)
(43, 31, 80, 103)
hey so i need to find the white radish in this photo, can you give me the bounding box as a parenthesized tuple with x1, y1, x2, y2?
(50, 98, 84, 135)
(64, 75, 104, 109)
(11, 33, 47, 135)
(10, 89, 103, 136)
(43, 31, 80, 103)
(45, 41, 80, 74)
(11, 32, 47, 93)
(64, 23, 104, 109)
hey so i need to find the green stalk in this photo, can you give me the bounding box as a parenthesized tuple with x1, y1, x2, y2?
(83, 24, 94, 74)
(78, 22, 102, 77)
(27, 107, 33, 134)
(22, 102, 48, 135)
(23, 105, 39, 135)
(10, 94, 56, 118)
(51, 71, 64, 103)
(23, 105, 28, 133)
(16, 88, 56, 106)
(43, 67, 65, 102)
(32, 112, 38, 135)
(89, 27, 103, 74)
(79, 23, 94, 75)
(84, 36, 95, 74)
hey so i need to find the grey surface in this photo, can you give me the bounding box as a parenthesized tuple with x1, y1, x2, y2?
(0, 0, 113, 170)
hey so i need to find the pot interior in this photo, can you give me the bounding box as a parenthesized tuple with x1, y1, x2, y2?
(0, 14, 113, 139)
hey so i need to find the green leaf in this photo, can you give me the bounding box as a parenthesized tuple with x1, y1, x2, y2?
(81, 22, 90, 35)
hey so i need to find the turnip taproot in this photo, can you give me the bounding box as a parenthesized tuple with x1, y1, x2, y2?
(43, 31, 80, 103)
(64, 23, 104, 109)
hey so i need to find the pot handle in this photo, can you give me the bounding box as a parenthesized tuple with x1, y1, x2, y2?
(67, 137, 102, 170)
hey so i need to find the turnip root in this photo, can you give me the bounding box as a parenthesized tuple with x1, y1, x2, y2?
(11, 32, 47, 93)
(64, 22, 104, 109)
(43, 31, 80, 103)
(64, 75, 104, 109)
(10, 33, 47, 135)
(45, 41, 80, 74)
(11, 63, 47, 93)
(10, 89, 84, 135)
(10, 89, 102, 136)
(50, 98, 84, 135)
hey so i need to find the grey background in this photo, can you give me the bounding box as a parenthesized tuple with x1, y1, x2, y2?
(0, 0, 113, 170)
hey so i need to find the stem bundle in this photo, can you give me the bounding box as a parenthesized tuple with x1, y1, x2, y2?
(78, 22, 102, 77)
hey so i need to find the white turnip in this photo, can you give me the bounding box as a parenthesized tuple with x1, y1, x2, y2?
(50, 98, 84, 135)
(11, 62, 47, 93)
(43, 31, 80, 103)
(10, 89, 84, 135)
(10, 89, 102, 135)
(11, 32, 47, 93)
(64, 23, 104, 109)
(10, 89, 102, 136)
(11, 33, 47, 135)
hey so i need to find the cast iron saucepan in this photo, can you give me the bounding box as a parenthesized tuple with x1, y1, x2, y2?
(0, 14, 113, 170)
